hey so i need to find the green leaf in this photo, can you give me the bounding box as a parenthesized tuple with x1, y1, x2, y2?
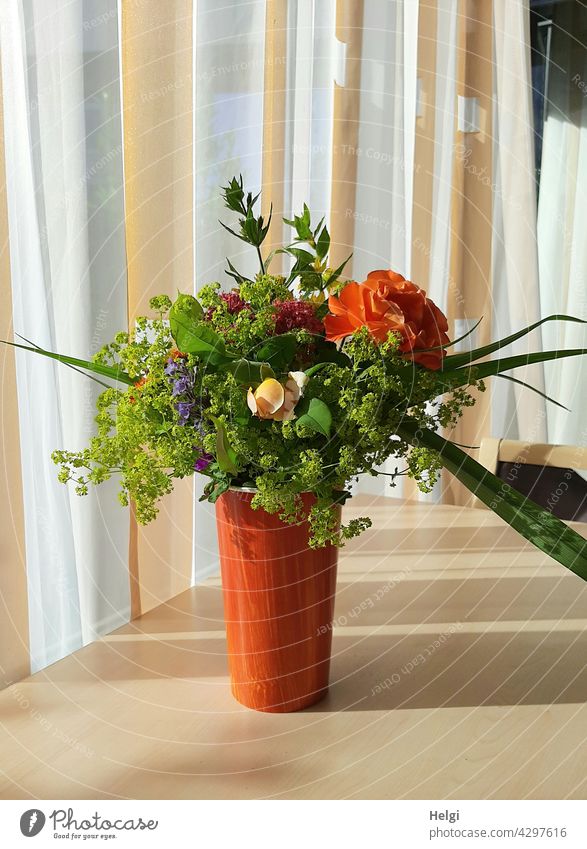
(325, 253, 352, 288)
(169, 294, 216, 358)
(296, 397, 332, 438)
(218, 220, 249, 244)
(224, 257, 252, 286)
(313, 216, 325, 239)
(396, 418, 587, 580)
(169, 293, 203, 328)
(255, 334, 297, 371)
(220, 358, 275, 384)
(496, 373, 569, 411)
(200, 477, 230, 503)
(212, 417, 238, 475)
(284, 247, 315, 267)
(221, 175, 245, 214)
(316, 225, 330, 261)
(304, 362, 331, 377)
(441, 348, 587, 389)
(442, 315, 587, 370)
(410, 317, 484, 354)
(314, 339, 352, 367)
(170, 315, 236, 367)
(3, 340, 134, 385)
(284, 208, 313, 241)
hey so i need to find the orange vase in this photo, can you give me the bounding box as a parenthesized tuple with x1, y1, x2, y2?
(216, 488, 340, 712)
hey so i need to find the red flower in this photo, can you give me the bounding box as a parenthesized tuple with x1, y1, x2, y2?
(273, 300, 324, 336)
(205, 291, 250, 321)
(324, 270, 450, 369)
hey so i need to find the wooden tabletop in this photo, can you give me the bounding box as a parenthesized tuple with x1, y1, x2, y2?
(2, 499, 587, 800)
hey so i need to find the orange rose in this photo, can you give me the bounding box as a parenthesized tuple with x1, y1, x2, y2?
(324, 269, 450, 369)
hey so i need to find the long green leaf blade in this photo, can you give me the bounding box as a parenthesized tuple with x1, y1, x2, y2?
(396, 418, 587, 580)
(442, 315, 587, 370)
(3, 340, 134, 385)
(441, 348, 587, 388)
(496, 373, 569, 411)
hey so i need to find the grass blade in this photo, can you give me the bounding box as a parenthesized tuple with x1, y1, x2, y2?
(441, 315, 587, 370)
(441, 348, 587, 388)
(496, 373, 569, 411)
(3, 340, 134, 385)
(396, 417, 587, 580)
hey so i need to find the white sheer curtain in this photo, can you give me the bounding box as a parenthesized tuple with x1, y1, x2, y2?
(193, 0, 267, 580)
(352, 1, 418, 281)
(492, 0, 547, 443)
(5, 0, 584, 668)
(0, 0, 129, 670)
(537, 3, 587, 447)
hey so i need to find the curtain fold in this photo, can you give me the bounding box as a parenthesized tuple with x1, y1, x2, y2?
(537, 2, 587, 447)
(0, 59, 29, 688)
(0, 0, 130, 671)
(3, 0, 587, 685)
(121, 0, 195, 614)
(262, 0, 288, 267)
(442, 0, 494, 506)
(492, 0, 546, 443)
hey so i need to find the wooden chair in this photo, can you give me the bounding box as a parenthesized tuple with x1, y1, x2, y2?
(477, 438, 587, 522)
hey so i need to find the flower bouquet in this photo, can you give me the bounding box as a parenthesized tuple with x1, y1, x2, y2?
(8, 177, 587, 711)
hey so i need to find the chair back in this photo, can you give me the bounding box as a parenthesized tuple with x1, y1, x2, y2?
(478, 438, 587, 522)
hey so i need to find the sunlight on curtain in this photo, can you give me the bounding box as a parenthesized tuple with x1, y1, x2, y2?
(492, 0, 546, 443)
(537, 3, 587, 447)
(194, 0, 267, 580)
(0, 0, 129, 670)
(352, 1, 418, 280)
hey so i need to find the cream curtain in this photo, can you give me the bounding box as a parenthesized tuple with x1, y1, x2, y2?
(0, 58, 29, 688)
(121, 0, 195, 615)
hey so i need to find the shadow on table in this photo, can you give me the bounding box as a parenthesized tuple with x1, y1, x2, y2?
(312, 625, 587, 711)
(34, 571, 587, 714)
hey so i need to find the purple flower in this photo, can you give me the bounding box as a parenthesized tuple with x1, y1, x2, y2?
(177, 402, 194, 422)
(194, 453, 213, 472)
(172, 375, 192, 397)
(164, 359, 180, 376)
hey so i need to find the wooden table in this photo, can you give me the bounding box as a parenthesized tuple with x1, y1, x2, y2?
(1, 499, 587, 800)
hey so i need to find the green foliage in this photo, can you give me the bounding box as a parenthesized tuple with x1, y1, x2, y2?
(31, 175, 587, 574)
